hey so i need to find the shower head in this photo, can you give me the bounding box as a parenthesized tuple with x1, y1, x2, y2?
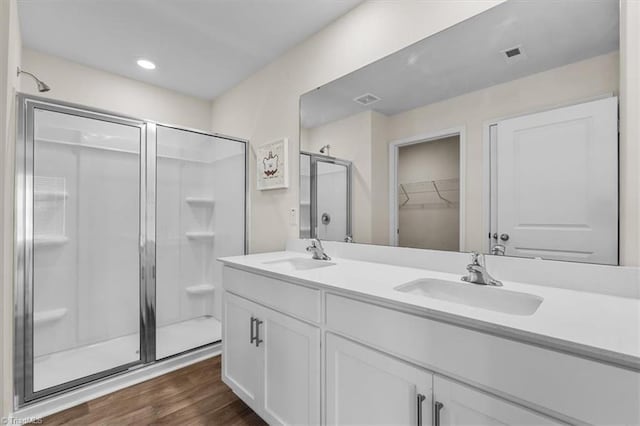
(36, 80, 51, 93)
(17, 67, 51, 93)
(319, 144, 330, 155)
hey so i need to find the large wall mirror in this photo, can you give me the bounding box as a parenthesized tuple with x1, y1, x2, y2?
(299, 0, 621, 265)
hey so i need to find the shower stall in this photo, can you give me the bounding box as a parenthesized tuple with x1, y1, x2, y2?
(14, 95, 247, 405)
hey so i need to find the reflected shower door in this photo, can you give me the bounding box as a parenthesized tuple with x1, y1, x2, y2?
(299, 153, 312, 238)
(155, 125, 246, 359)
(315, 159, 350, 241)
(27, 106, 145, 398)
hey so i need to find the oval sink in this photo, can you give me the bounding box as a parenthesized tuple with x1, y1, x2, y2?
(263, 257, 336, 272)
(394, 278, 543, 316)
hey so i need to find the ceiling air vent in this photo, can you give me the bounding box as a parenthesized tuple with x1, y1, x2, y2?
(505, 47, 521, 58)
(353, 93, 381, 106)
(502, 45, 526, 63)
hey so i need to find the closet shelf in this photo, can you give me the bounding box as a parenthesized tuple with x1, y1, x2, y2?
(185, 197, 215, 207)
(34, 235, 69, 247)
(185, 232, 215, 241)
(34, 308, 68, 326)
(399, 178, 459, 208)
(400, 178, 459, 194)
(34, 190, 69, 201)
(185, 284, 216, 296)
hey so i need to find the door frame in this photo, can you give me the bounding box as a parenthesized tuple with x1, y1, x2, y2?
(388, 126, 466, 249)
(14, 93, 249, 407)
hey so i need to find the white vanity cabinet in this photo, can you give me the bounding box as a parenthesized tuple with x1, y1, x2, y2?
(326, 333, 560, 426)
(222, 292, 262, 408)
(223, 292, 321, 426)
(221, 264, 640, 426)
(326, 333, 433, 425)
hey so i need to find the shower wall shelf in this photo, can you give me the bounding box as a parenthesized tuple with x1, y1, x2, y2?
(185, 284, 216, 295)
(185, 232, 215, 241)
(34, 308, 68, 326)
(34, 235, 69, 247)
(185, 197, 215, 207)
(34, 190, 69, 201)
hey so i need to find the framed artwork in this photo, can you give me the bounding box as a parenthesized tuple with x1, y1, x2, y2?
(257, 138, 289, 190)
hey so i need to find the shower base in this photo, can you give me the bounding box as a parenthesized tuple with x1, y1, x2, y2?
(33, 316, 221, 392)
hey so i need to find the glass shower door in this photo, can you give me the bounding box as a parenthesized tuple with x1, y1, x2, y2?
(314, 158, 351, 241)
(155, 125, 246, 359)
(299, 153, 312, 238)
(22, 104, 146, 400)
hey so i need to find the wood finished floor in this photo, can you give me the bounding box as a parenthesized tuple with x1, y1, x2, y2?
(41, 356, 267, 425)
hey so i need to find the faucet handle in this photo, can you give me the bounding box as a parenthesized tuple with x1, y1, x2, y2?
(469, 251, 482, 265)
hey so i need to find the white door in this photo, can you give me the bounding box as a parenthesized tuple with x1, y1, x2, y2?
(433, 376, 561, 425)
(326, 333, 433, 426)
(222, 292, 262, 408)
(493, 97, 618, 264)
(261, 308, 321, 425)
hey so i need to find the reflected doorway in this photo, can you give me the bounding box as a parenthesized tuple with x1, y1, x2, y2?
(391, 130, 464, 250)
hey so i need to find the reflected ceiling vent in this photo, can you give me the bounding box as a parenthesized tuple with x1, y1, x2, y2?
(353, 93, 381, 106)
(502, 45, 526, 64)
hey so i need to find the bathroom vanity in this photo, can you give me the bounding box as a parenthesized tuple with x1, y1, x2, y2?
(220, 242, 640, 425)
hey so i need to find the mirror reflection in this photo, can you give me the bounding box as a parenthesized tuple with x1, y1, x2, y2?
(299, 0, 620, 265)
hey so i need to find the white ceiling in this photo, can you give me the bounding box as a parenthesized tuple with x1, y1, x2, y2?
(301, 0, 619, 129)
(18, 0, 363, 100)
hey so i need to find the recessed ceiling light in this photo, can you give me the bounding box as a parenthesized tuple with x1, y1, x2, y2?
(137, 59, 156, 70)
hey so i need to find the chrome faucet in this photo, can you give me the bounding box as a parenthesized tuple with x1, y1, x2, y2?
(306, 238, 331, 261)
(461, 252, 502, 286)
(491, 244, 506, 256)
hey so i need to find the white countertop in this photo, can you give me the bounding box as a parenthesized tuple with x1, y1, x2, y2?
(219, 251, 640, 370)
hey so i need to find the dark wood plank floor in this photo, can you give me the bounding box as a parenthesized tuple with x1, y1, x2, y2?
(41, 356, 267, 425)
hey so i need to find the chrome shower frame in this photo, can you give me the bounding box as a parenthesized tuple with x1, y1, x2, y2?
(299, 151, 352, 241)
(14, 93, 249, 407)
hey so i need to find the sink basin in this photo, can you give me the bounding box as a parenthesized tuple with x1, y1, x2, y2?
(394, 278, 543, 316)
(263, 257, 336, 272)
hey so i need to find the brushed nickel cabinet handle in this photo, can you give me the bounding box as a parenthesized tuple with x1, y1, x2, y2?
(250, 316, 256, 344)
(416, 393, 426, 426)
(434, 401, 444, 426)
(255, 319, 263, 347)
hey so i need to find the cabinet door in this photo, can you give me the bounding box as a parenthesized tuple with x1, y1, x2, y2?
(222, 292, 262, 407)
(261, 307, 321, 425)
(433, 376, 561, 425)
(326, 333, 432, 426)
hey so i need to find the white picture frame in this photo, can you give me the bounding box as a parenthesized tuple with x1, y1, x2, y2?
(257, 138, 289, 190)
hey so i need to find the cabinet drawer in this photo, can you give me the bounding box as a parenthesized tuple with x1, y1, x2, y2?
(223, 266, 321, 323)
(325, 293, 640, 425)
